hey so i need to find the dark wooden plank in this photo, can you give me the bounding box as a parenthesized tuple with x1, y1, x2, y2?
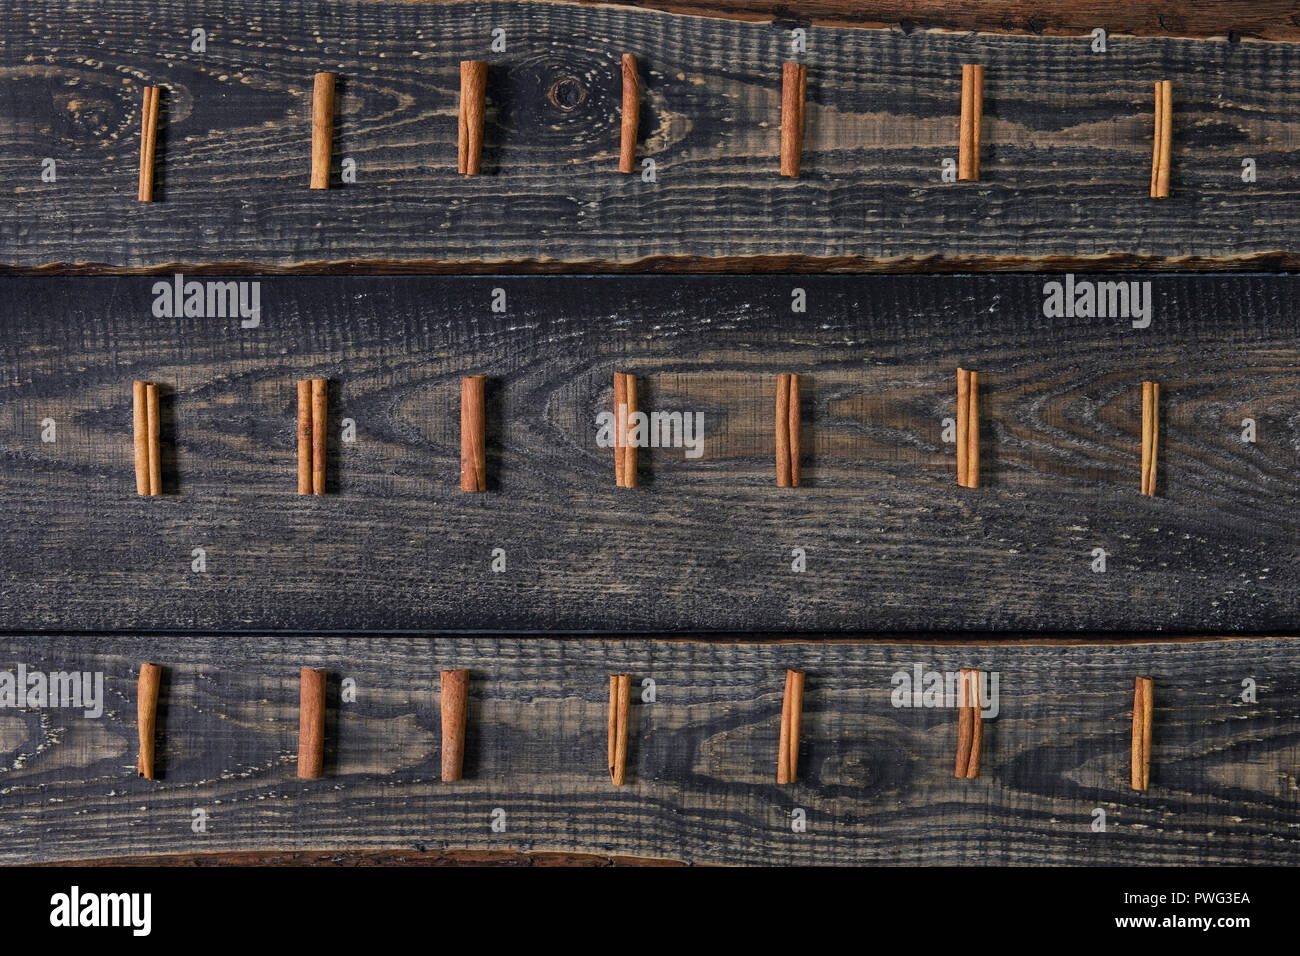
(53, 848, 678, 866)
(12, 251, 1300, 276)
(1, 632, 1297, 865)
(2, 273, 1300, 634)
(575, 1, 1300, 42)
(2, 0, 1298, 271)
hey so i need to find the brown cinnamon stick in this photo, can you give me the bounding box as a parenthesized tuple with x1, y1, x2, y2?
(613, 373, 627, 487)
(958, 64, 984, 182)
(460, 375, 487, 492)
(608, 673, 631, 786)
(297, 666, 326, 779)
(956, 368, 979, 488)
(1150, 81, 1173, 199)
(146, 382, 161, 496)
(1131, 676, 1154, 790)
(310, 72, 335, 190)
(136, 662, 162, 779)
(775, 374, 801, 486)
(619, 54, 640, 174)
(1150, 82, 1164, 197)
(441, 669, 470, 782)
(133, 381, 150, 496)
(956, 369, 969, 487)
(311, 378, 327, 495)
(138, 86, 160, 202)
(1140, 380, 1159, 496)
(131, 381, 161, 496)
(1159, 80, 1173, 197)
(966, 670, 984, 778)
(954, 668, 984, 779)
(458, 61, 488, 175)
(780, 62, 807, 178)
(296, 379, 328, 495)
(613, 372, 638, 488)
(776, 668, 805, 784)
(296, 380, 313, 495)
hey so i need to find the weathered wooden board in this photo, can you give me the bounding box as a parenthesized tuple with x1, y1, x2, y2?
(0, 633, 1296, 865)
(2, 0, 1298, 272)
(582, 0, 1300, 42)
(1, 273, 1299, 634)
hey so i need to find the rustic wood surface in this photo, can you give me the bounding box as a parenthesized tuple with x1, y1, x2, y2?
(4, 0, 1300, 868)
(1, 632, 1297, 865)
(580, 1, 1300, 42)
(2, 0, 1297, 272)
(4, 274, 1300, 635)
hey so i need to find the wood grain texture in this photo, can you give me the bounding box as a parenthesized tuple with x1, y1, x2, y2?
(2, 0, 1298, 271)
(572, 1, 1300, 42)
(4, 274, 1300, 634)
(1, 632, 1297, 865)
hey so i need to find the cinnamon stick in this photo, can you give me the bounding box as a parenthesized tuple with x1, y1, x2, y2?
(295, 378, 328, 495)
(619, 54, 640, 174)
(954, 668, 984, 779)
(613, 373, 627, 487)
(623, 375, 638, 487)
(966, 669, 984, 778)
(136, 662, 162, 780)
(958, 64, 983, 182)
(146, 382, 161, 496)
(458, 61, 488, 175)
(138, 86, 160, 202)
(1150, 82, 1163, 197)
(131, 381, 161, 496)
(1131, 676, 1154, 791)
(787, 374, 801, 487)
(608, 673, 631, 785)
(1140, 380, 1159, 496)
(1150, 80, 1173, 199)
(780, 62, 807, 178)
(297, 666, 326, 779)
(614, 372, 638, 488)
(956, 368, 969, 487)
(441, 669, 470, 782)
(297, 380, 313, 495)
(956, 368, 979, 488)
(776, 668, 805, 784)
(1159, 80, 1173, 197)
(460, 375, 487, 492)
(965, 370, 979, 488)
(311, 378, 327, 495)
(132, 381, 150, 496)
(310, 72, 335, 190)
(775, 374, 801, 487)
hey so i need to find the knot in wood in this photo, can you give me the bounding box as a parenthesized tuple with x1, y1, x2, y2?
(547, 76, 587, 111)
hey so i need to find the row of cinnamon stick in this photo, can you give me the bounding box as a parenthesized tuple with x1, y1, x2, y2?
(134, 664, 470, 781)
(133, 664, 1156, 791)
(138, 59, 631, 196)
(300, 667, 471, 781)
(622, 369, 1161, 494)
(131, 373, 1163, 496)
(958, 371, 1160, 494)
(125, 378, 485, 497)
(298, 667, 471, 780)
(134, 68, 1178, 197)
(298, 377, 489, 494)
(779, 668, 1159, 789)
